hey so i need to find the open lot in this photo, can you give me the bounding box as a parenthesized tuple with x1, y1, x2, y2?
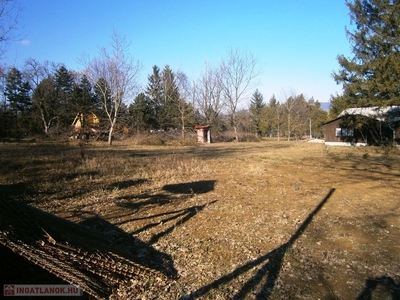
(0, 139, 399, 299)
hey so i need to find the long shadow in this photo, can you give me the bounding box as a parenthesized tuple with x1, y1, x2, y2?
(321, 153, 400, 180)
(115, 180, 217, 225)
(117, 193, 172, 212)
(107, 179, 148, 190)
(163, 180, 216, 194)
(147, 200, 217, 244)
(183, 188, 335, 299)
(356, 276, 400, 300)
(116, 181, 218, 245)
(0, 172, 102, 204)
(118, 180, 216, 209)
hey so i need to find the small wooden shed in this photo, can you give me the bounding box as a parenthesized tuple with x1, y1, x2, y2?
(195, 125, 211, 143)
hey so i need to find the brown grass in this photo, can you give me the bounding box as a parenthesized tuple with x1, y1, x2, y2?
(0, 139, 399, 299)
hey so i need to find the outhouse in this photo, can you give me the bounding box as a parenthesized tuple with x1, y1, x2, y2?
(195, 125, 211, 143)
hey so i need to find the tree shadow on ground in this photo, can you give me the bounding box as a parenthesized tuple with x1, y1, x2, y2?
(0, 171, 102, 204)
(162, 180, 216, 194)
(116, 180, 218, 244)
(136, 200, 217, 244)
(117, 193, 172, 212)
(116, 180, 216, 214)
(356, 276, 400, 300)
(107, 179, 148, 190)
(320, 152, 400, 180)
(183, 188, 336, 299)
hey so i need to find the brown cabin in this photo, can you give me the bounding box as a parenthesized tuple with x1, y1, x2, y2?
(324, 106, 400, 146)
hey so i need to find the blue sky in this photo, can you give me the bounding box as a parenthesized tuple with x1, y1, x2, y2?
(4, 0, 353, 105)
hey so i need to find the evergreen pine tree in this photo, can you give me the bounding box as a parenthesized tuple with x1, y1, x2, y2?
(129, 93, 155, 131)
(78, 75, 96, 112)
(249, 89, 265, 136)
(331, 0, 400, 115)
(4, 67, 32, 115)
(72, 75, 98, 129)
(32, 76, 58, 134)
(55, 66, 75, 128)
(4, 67, 32, 135)
(267, 95, 282, 139)
(161, 65, 180, 130)
(145, 65, 163, 129)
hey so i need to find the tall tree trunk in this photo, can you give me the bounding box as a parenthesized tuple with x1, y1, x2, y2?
(181, 117, 185, 140)
(108, 119, 116, 145)
(234, 125, 238, 142)
(108, 128, 113, 145)
(277, 124, 280, 141)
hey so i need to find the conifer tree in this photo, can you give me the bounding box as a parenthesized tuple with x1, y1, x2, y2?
(266, 95, 283, 139)
(129, 93, 155, 131)
(32, 76, 58, 134)
(145, 65, 163, 129)
(3, 67, 31, 135)
(55, 65, 75, 127)
(161, 65, 180, 130)
(4, 67, 31, 115)
(72, 75, 98, 129)
(331, 0, 400, 115)
(249, 89, 265, 137)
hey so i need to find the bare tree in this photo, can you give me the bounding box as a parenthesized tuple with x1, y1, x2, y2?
(195, 63, 225, 129)
(265, 95, 283, 140)
(175, 70, 194, 139)
(83, 31, 142, 145)
(279, 89, 295, 141)
(0, 0, 22, 59)
(281, 89, 311, 140)
(24, 58, 58, 88)
(220, 48, 261, 141)
(23, 59, 60, 134)
(274, 102, 283, 141)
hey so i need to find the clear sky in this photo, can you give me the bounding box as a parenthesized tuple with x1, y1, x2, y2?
(3, 0, 353, 105)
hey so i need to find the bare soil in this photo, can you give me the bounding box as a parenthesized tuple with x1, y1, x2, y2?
(0, 139, 399, 299)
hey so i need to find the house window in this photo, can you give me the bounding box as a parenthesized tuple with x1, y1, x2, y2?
(336, 128, 354, 137)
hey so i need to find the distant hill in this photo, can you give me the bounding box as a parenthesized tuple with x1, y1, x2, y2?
(320, 102, 330, 111)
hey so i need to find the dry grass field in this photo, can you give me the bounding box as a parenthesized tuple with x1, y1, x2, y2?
(0, 138, 399, 299)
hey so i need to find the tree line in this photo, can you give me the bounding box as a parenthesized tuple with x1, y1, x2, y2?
(0, 60, 328, 142)
(2, 0, 400, 145)
(0, 2, 329, 144)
